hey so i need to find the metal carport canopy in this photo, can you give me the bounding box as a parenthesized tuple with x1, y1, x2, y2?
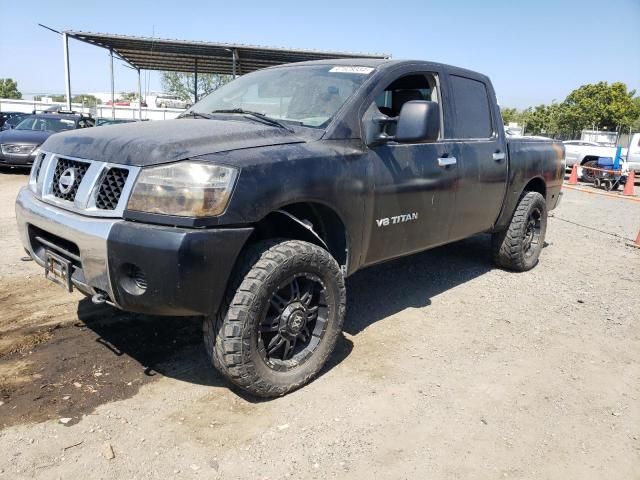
(63, 30, 390, 75)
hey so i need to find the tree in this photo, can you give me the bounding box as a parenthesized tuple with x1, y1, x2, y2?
(504, 82, 640, 138)
(521, 105, 550, 135)
(500, 107, 523, 125)
(561, 82, 638, 133)
(0, 78, 22, 99)
(72, 94, 101, 105)
(161, 72, 232, 102)
(630, 97, 640, 132)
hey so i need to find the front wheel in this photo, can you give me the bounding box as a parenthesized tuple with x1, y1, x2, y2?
(203, 239, 346, 397)
(492, 191, 548, 271)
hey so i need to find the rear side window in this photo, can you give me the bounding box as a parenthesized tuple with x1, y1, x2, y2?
(449, 75, 493, 139)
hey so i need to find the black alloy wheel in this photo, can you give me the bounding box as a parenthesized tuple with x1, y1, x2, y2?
(259, 273, 329, 371)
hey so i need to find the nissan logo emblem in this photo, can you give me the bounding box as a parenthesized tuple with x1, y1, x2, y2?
(58, 167, 76, 194)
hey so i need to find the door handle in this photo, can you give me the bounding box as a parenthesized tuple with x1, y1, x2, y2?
(493, 152, 506, 161)
(438, 156, 457, 167)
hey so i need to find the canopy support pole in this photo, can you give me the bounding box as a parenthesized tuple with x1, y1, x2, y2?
(232, 49, 238, 78)
(109, 48, 115, 119)
(194, 58, 198, 103)
(62, 32, 72, 110)
(137, 68, 142, 120)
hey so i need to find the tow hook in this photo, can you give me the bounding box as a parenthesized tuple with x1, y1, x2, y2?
(91, 292, 109, 305)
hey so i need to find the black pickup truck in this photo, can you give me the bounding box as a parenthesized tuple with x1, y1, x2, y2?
(16, 59, 564, 396)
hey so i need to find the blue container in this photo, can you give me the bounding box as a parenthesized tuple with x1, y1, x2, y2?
(597, 157, 613, 168)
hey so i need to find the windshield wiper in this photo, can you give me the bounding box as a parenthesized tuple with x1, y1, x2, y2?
(179, 111, 216, 120)
(210, 109, 295, 132)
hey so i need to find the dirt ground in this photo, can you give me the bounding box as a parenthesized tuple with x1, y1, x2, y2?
(0, 168, 639, 479)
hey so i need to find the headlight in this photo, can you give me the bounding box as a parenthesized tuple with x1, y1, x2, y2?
(127, 162, 238, 217)
(1, 144, 37, 156)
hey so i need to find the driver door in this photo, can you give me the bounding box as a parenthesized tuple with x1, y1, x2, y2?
(362, 70, 458, 266)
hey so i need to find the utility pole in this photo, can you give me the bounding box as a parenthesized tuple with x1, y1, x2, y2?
(62, 32, 72, 110)
(109, 48, 115, 120)
(194, 58, 198, 104)
(137, 68, 142, 120)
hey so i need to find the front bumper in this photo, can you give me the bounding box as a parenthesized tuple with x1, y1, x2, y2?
(627, 161, 640, 174)
(0, 150, 39, 166)
(16, 187, 253, 316)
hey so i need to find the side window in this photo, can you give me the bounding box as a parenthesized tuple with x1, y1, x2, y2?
(374, 73, 438, 118)
(449, 75, 493, 139)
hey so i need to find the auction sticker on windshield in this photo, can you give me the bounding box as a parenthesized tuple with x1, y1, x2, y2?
(329, 66, 375, 74)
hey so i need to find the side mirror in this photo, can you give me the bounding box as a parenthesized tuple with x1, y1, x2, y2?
(395, 101, 440, 143)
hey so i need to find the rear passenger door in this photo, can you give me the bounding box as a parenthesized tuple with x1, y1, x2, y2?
(444, 74, 508, 240)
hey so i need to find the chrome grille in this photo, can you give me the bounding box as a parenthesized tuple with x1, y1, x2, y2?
(52, 158, 90, 202)
(33, 153, 45, 182)
(34, 151, 140, 218)
(96, 168, 129, 210)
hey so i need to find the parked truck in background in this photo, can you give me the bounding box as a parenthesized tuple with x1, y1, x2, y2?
(625, 133, 640, 173)
(564, 134, 640, 180)
(16, 59, 564, 397)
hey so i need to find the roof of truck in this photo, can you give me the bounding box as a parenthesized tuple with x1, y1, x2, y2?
(266, 58, 490, 82)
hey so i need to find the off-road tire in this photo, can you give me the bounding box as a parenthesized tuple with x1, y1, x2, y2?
(203, 239, 346, 397)
(491, 191, 547, 272)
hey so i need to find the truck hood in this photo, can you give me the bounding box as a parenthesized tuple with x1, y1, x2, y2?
(41, 118, 306, 167)
(0, 129, 51, 146)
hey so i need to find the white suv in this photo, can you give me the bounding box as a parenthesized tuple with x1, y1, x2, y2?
(155, 94, 190, 109)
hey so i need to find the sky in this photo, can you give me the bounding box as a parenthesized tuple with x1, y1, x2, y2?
(0, 0, 638, 108)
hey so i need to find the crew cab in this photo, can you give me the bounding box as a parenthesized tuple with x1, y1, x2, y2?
(16, 59, 564, 397)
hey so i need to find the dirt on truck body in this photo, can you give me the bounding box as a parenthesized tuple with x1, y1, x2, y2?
(15, 59, 563, 397)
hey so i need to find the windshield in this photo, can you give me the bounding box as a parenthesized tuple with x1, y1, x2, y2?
(188, 65, 373, 128)
(16, 116, 76, 132)
(7, 115, 27, 126)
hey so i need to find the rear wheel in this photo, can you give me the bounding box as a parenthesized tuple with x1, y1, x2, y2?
(203, 239, 346, 397)
(492, 191, 547, 272)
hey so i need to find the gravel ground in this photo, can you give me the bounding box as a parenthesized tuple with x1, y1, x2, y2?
(0, 169, 639, 479)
